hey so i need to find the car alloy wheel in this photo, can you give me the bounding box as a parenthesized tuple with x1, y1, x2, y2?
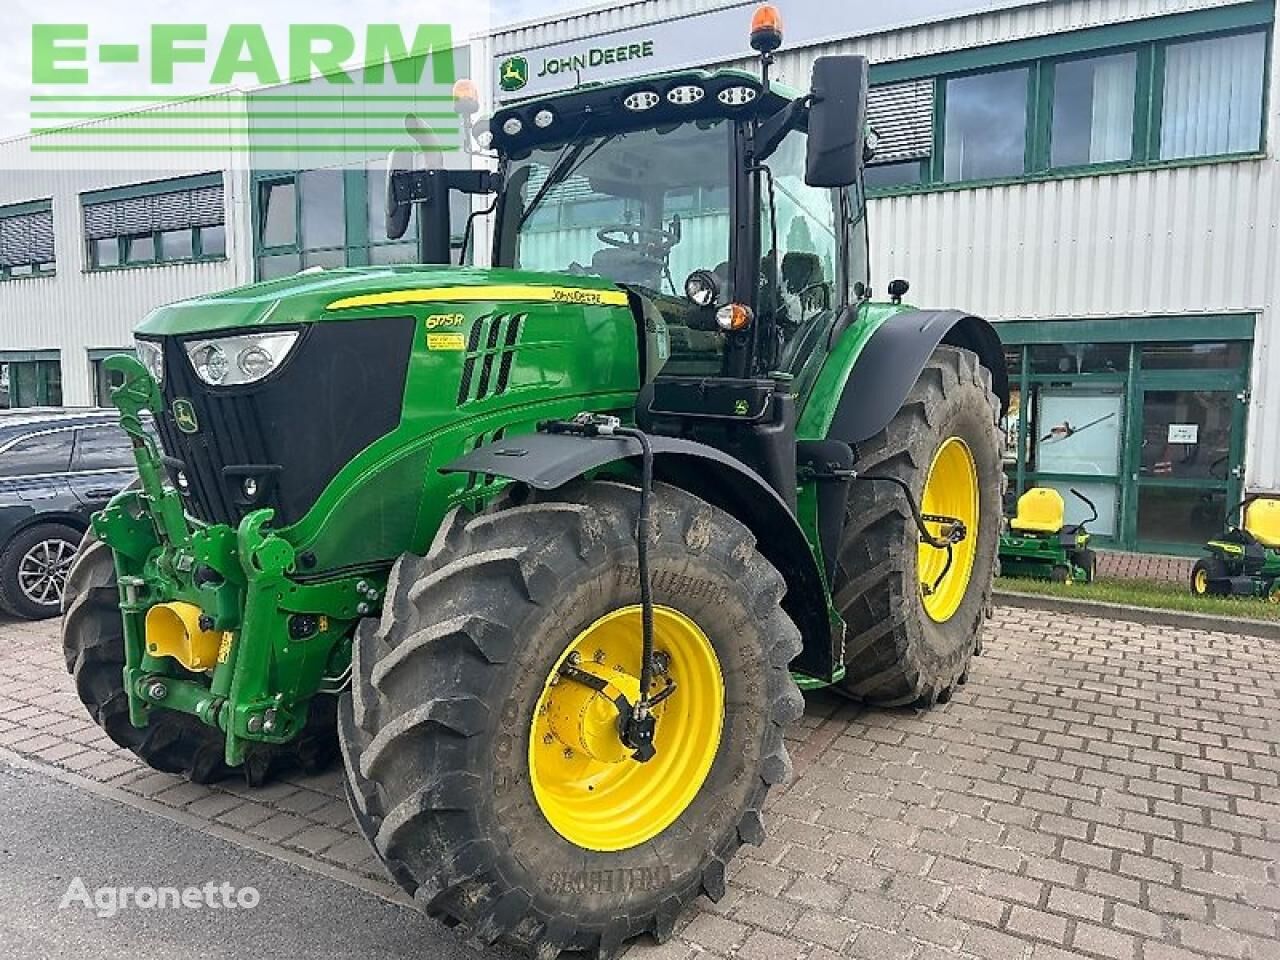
(18, 537, 76, 608)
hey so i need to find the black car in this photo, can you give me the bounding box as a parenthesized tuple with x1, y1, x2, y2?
(0, 409, 137, 619)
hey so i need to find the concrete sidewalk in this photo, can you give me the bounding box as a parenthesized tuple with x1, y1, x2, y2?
(1, 607, 1277, 960)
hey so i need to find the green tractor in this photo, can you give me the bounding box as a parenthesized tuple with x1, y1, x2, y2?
(1191, 496, 1280, 600)
(998, 486, 1098, 584)
(62, 16, 1007, 958)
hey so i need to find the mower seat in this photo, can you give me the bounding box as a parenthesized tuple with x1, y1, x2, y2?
(1243, 498, 1280, 547)
(1010, 488, 1065, 534)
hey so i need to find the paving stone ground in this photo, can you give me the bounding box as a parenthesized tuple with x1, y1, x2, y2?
(1, 606, 1277, 960)
(1095, 551, 1193, 586)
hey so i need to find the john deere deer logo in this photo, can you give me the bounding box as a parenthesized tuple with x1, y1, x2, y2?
(499, 56, 529, 92)
(172, 398, 199, 434)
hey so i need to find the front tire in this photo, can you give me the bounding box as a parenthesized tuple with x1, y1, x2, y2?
(833, 345, 1002, 706)
(62, 535, 338, 785)
(339, 480, 803, 958)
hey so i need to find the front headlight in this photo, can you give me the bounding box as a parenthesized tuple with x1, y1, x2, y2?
(135, 339, 165, 387)
(184, 331, 300, 387)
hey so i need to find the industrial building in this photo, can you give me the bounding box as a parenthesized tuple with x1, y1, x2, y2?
(0, 0, 1275, 554)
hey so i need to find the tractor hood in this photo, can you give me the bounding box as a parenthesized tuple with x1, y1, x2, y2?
(135, 265, 630, 337)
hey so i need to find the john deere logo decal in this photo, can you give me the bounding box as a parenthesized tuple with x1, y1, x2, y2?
(172, 399, 199, 434)
(499, 56, 529, 92)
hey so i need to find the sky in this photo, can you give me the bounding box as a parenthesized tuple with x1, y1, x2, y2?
(0, 0, 594, 141)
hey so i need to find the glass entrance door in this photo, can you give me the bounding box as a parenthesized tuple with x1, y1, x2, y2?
(1129, 380, 1248, 550)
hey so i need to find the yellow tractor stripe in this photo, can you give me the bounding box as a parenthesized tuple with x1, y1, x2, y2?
(327, 285, 630, 311)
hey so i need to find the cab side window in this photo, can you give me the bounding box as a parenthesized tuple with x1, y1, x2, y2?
(72, 425, 134, 471)
(0, 431, 74, 477)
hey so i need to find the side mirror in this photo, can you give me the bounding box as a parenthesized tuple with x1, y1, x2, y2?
(385, 149, 413, 241)
(805, 55, 867, 188)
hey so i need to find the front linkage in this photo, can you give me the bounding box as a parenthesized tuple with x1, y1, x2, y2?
(95, 356, 381, 767)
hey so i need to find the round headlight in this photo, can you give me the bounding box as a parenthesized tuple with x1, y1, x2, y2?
(237, 345, 275, 380)
(534, 109, 554, 128)
(684, 269, 719, 307)
(502, 116, 523, 136)
(192, 344, 229, 384)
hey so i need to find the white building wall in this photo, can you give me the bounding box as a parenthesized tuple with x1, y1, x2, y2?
(0, 101, 254, 406)
(492, 0, 1280, 491)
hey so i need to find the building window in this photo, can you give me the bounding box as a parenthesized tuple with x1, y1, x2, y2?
(865, 17, 1270, 194)
(999, 314, 1254, 553)
(90, 352, 130, 407)
(0, 357, 62, 409)
(84, 174, 226, 270)
(1050, 52, 1138, 168)
(943, 67, 1030, 182)
(0, 201, 56, 281)
(254, 164, 471, 280)
(1159, 32, 1267, 160)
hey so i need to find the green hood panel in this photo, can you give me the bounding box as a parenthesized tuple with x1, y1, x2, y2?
(135, 265, 629, 337)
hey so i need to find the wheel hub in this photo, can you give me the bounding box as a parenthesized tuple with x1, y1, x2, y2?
(529, 605, 724, 852)
(544, 661, 642, 764)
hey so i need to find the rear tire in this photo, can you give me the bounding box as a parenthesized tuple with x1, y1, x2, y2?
(339, 480, 803, 958)
(0, 522, 82, 620)
(833, 345, 1001, 706)
(62, 534, 338, 785)
(1076, 548, 1098, 583)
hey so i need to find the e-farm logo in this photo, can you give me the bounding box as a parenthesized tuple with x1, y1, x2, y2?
(26, 22, 462, 162)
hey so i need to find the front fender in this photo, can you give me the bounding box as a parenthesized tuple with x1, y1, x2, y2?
(442, 432, 839, 680)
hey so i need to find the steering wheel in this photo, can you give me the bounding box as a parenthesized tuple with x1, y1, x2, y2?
(596, 224, 679, 257)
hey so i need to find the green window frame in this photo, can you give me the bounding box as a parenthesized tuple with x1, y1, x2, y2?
(866, 1, 1273, 196)
(0, 199, 56, 282)
(0, 352, 62, 409)
(83, 173, 227, 272)
(996, 314, 1255, 553)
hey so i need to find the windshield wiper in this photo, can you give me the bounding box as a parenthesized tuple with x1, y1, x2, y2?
(519, 130, 619, 228)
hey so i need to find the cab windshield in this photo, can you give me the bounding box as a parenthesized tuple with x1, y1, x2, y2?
(502, 119, 733, 300)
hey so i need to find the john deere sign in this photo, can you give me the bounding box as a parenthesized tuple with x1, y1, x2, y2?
(494, 0, 1053, 101)
(499, 56, 528, 91)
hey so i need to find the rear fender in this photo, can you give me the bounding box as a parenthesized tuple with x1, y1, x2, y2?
(442, 432, 838, 679)
(825, 308, 1008, 445)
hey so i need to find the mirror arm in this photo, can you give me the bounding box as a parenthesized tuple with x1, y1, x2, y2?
(753, 95, 810, 164)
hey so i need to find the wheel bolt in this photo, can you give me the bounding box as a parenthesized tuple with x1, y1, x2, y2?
(543, 733, 554, 745)
(563, 748, 574, 760)
(593, 649, 606, 664)
(567, 652, 581, 666)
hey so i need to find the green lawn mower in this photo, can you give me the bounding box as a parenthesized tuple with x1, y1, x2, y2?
(1191, 496, 1280, 601)
(999, 486, 1098, 583)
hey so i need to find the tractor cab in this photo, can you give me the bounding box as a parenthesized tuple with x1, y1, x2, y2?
(387, 23, 870, 507)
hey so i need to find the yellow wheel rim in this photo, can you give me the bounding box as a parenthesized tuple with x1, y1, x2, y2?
(918, 437, 980, 623)
(1193, 569, 1208, 594)
(529, 605, 724, 852)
